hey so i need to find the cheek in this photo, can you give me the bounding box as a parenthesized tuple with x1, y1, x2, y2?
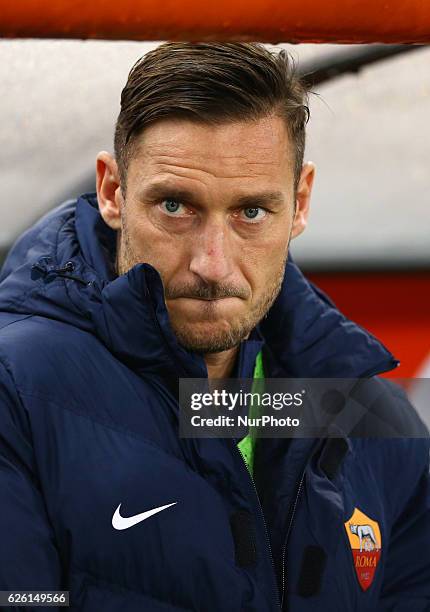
(238, 232, 289, 289)
(125, 212, 188, 282)
(125, 204, 170, 257)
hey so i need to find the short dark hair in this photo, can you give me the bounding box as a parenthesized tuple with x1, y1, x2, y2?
(114, 42, 309, 193)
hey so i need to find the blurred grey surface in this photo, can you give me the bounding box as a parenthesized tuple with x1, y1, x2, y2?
(0, 40, 429, 269)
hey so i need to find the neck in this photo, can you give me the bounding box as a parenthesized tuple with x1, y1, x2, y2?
(204, 346, 239, 380)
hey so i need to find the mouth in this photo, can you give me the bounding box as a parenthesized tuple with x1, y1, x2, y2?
(189, 296, 231, 301)
(172, 296, 239, 302)
(167, 296, 243, 312)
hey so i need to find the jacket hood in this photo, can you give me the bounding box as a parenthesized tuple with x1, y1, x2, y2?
(0, 194, 398, 382)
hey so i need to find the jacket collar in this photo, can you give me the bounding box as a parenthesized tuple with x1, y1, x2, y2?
(259, 257, 398, 378)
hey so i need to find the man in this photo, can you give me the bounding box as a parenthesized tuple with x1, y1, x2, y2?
(0, 42, 428, 611)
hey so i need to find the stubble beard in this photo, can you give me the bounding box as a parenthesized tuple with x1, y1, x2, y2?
(173, 269, 285, 354)
(116, 222, 287, 354)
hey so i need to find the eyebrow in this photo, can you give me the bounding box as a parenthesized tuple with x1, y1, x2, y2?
(235, 192, 285, 208)
(141, 183, 286, 208)
(142, 184, 200, 206)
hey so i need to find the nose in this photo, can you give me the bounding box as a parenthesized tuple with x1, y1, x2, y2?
(189, 218, 233, 284)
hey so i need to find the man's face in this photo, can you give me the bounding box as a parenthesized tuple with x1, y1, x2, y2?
(99, 115, 313, 353)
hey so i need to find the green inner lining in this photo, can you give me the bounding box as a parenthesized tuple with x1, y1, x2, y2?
(237, 350, 264, 476)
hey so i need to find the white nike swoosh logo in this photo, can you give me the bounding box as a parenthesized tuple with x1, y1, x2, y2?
(112, 502, 177, 530)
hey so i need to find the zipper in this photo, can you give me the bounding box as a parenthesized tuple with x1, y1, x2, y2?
(280, 468, 306, 611)
(278, 363, 396, 610)
(235, 441, 282, 611)
(31, 260, 90, 286)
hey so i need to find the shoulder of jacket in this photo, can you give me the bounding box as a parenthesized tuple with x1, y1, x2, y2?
(0, 313, 96, 353)
(0, 314, 104, 397)
(347, 376, 429, 441)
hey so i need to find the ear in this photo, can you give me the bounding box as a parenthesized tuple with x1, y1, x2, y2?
(290, 162, 315, 240)
(96, 151, 123, 230)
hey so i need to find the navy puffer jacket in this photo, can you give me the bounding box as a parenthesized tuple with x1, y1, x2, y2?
(0, 194, 428, 611)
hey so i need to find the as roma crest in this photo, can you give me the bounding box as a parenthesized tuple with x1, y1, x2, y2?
(344, 507, 382, 591)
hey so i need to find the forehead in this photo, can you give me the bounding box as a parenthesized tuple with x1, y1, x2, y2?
(127, 115, 295, 190)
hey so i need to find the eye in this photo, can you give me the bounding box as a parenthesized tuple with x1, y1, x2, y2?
(241, 207, 267, 222)
(160, 199, 187, 216)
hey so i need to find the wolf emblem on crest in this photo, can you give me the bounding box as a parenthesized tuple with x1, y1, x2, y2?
(349, 522, 379, 552)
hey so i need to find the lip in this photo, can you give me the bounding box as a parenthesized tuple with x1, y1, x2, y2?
(174, 296, 237, 302)
(191, 297, 230, 301)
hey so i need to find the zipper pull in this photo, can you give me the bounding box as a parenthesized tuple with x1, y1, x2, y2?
(31, 259, 74, 279)
(31, 259, 90, 286)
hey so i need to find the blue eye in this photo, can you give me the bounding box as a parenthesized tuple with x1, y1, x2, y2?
(163, 199, 181, 213)
(242, 207, 267, 222)
(160, 199, 188, 216)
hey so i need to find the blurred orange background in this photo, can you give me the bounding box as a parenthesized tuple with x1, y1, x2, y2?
(309, 272, 430, 378)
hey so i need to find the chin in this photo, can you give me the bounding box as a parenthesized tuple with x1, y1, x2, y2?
(171, 318, 247, 354)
